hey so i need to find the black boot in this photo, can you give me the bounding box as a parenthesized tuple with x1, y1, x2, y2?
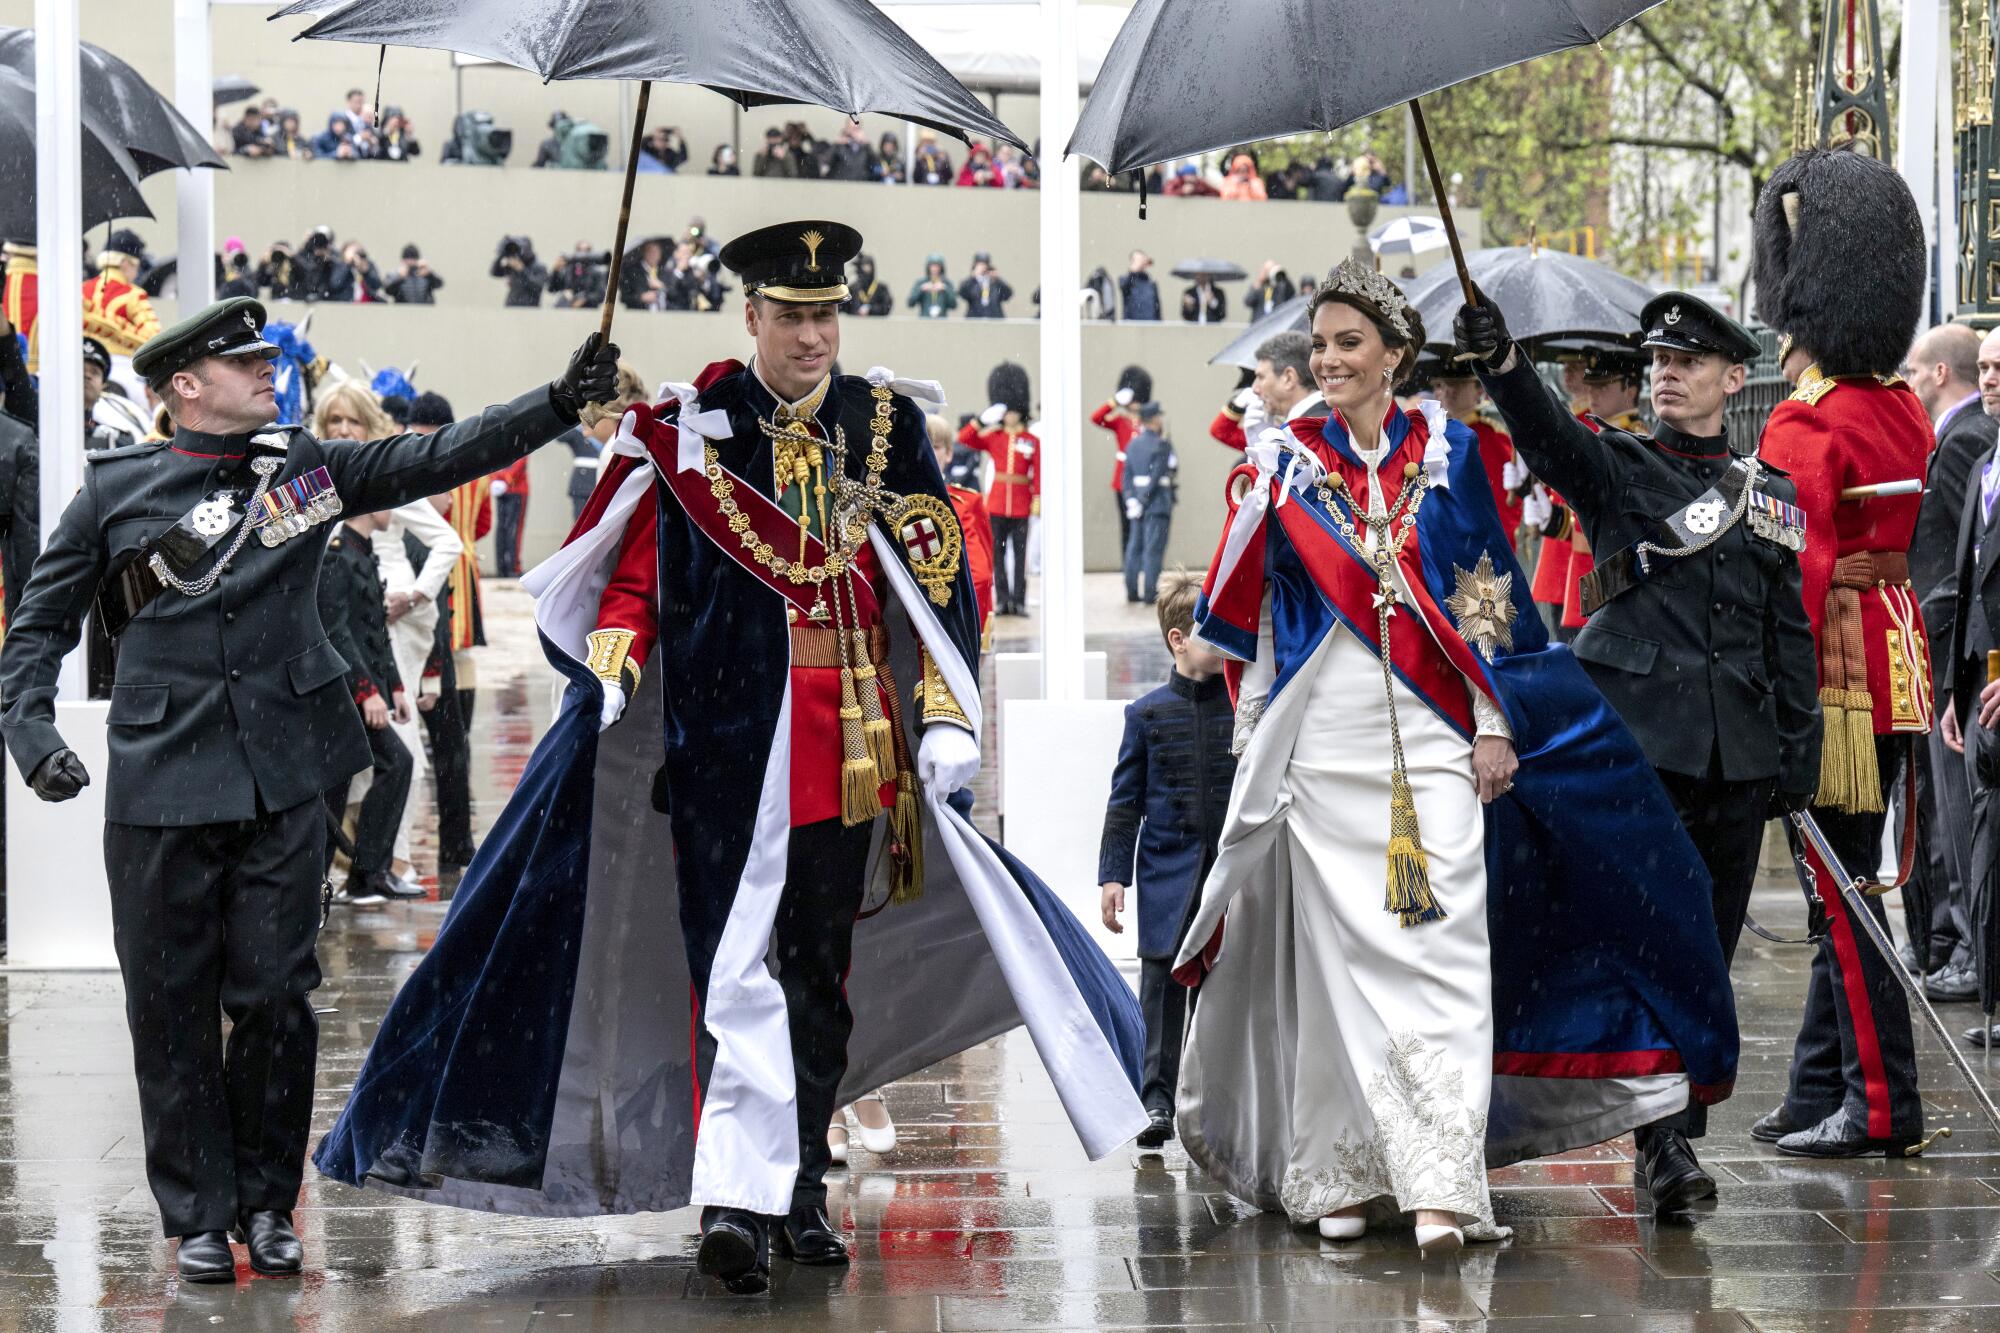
(1136, 1109, 1173, 1149)
(698, 1207, 770, 1294)
(1633, 1128, 1716, 1214)
(175, 1230, 235, 1284)
(775, 1202, 849, 1267)
(232, 1209, 303, 1277)
(1749, 1104, 1805, 1144)
(1775, 1107, 1926, 1158)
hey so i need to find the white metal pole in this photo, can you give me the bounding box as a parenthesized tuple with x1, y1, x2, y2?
(1937, 1, 1960, 317)
(1037, 0, 1083, 701)
(34, 0, 83, 701)
(174, 0, 215, 311)
(1897, 0, 1942, 321)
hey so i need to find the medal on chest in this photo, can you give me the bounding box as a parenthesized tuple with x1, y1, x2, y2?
(1746, 488, 1807, 552)
(251, 465, 343, 547)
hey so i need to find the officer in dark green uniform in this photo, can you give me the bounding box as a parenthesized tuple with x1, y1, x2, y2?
(0, 297, 617, 1283)
(1455, 290, 1821, 1213)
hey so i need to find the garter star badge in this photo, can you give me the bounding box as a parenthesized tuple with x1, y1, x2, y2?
(1444, 552, 1517, 662)
(891, 492, 962, 605)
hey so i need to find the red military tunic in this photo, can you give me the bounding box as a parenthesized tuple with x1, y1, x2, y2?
(1090, 399, 1141, 491)
(1208, 404, 1248, 452)
(963, 421, 1041, 520)
(1557, 410, 1643, 630)
(81, 268, 162, 358)
(2, 242, 37, 373)
(595, 441, 897, 830)
(948, 482, 995, 631)
(1758, 368, 1935, 739)
(1467, 414, 1522, 545)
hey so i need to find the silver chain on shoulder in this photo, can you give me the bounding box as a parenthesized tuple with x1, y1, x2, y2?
(1633, 457, 1760, 571)
(147, 454, 284, 598)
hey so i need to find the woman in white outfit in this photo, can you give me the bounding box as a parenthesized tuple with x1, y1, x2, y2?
(314, 383, 463, 891)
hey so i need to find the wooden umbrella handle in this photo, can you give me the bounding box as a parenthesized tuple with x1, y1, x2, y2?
(599, 80, 654, 343)
(1408, 98, 1474, 305)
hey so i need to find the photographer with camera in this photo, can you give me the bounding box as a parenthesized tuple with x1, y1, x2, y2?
(638, 126, 688, 174)
(255, 240, 306, 302)
(441, 111, 513, 166)
(295, 227, 343, 301)
(547, 240, 609, 310)
(384, 245, 444, 304)
(491, 236, 549, 308)
(331, 242, 383, 304)
(532, 112, 611, 170)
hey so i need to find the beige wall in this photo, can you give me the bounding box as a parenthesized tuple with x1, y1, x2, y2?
(14, 0, 1478, 574)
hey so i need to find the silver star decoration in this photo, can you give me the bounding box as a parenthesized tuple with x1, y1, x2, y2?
(1443, 553, 1517, 662)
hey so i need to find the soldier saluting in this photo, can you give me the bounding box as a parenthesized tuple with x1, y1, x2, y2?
(0, 297, 617, 1283)
(1454, 287, 1821, 1213)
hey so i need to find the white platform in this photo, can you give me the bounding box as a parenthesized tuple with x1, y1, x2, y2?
(991, 651, 1106, 815)
(6, 702, 116, 969)
(999, 697, 1134, 962)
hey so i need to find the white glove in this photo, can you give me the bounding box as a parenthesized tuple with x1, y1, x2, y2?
(598, 681, 626, 732)
(917, 724, 980, 799)
(1501, 458, 1527, 492)
(1113, 387, 1134, 406)
(1124, 497, 1143, 520)
(490, 479, 509, 496)
(1014, 442, 1034, 458)
(1522, 485, 1552, 532)
(1232, 387, 1257, 411)
(979, 402, 1006, 427)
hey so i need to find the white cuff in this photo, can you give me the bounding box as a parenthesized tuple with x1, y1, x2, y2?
(1472, 688, 1513, 742)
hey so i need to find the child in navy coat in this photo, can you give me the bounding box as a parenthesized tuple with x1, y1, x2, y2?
(1098, 570, 1238, 1147)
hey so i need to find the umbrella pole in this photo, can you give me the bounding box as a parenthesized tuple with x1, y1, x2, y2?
(1407, 98, 1474, 305)
(598, 79, 653, 343)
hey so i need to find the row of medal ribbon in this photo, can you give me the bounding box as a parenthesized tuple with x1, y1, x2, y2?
(251, 465, 342, 547)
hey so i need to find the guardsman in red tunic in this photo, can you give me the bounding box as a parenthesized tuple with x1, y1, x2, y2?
(2, 241, 37, 373)
(961, 361, 1039, 616)
(928, 412, 995, 634)
(81, 229, 163, 360)
(1091, 364, 1150, 556)
(1752, 149, 1934, 1159)
(1560, 348, 1651, 635)
(1425, 362, 1522, 548)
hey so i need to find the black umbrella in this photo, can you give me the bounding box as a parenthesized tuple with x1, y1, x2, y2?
(0, 28, 226, 175)
(0, 67, 153, 240)
(271, 0, 1026, 341)
(1209, 292, 1309, 369)
(1171, 257, 1247, 282)
(1069, 0, 1664, 299)
(1401, 246, 1654, 351)
(214, 75, 262, 107)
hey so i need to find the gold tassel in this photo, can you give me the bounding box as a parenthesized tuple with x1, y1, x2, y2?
(1814, 685, 1853, 813)
(1384, 770, 1445, 927)
(838, 666, 880, 827)
(852, 630, 897, 782)
(890, 771, 925, 903)
(1844, 688, 1883, 815)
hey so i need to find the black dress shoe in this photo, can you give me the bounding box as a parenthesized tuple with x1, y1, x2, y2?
(176, 1230, 235, 1284)
(1776, 1107, 1925, 1158)
(774, 1203, 849, 1267)
(697, 1208, 770, 1294)
(1749, 1104, 1805, 1144)
(231, 1209, 302, 1277)
(1136, 1110, 1173, 1149)
(1633, 1129, 1715, 1213)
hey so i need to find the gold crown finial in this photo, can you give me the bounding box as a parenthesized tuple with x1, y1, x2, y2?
(801, 229, 825, 272)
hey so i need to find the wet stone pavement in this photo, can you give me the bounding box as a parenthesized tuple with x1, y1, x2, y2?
(8, 579, 2000, 1330)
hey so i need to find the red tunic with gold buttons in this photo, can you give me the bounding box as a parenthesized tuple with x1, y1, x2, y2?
(1090, 400, 1141, 490)
(1756, 368, 1935, 737)
(963, 421, 1041, 520)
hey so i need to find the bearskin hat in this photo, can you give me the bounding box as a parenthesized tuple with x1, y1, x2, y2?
(1117, 364, 1154, 403)
(1752, 149, 1924, 378)
(988, 361, 1032, 417)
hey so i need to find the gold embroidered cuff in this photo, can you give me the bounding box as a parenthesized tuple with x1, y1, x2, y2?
(918, 648, 973, 731)
(585, 628, 641, 692)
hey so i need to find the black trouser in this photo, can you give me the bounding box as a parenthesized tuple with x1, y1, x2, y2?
(1922, 695, 1976, 972)
(688, 816, 871, 1219)
(324, 720, 412, 879)
(1643, 761, 1773, 1143)
(1138, 958, 1189, 1116)
(1784, 734, 1923, 1140)
(423, 650, 475, 866)
(104, 799, 325, 1237)
(495, 491, 527, 578)
(992, 514, 1029, 613)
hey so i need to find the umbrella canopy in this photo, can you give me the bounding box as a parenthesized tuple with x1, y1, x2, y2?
(213, 75, 262, 106)
(0, 67, 153, 241)
(1401, 246, 1654, 351)
(1209, 292, 1309, 369)
(0, 27, 226, 175)
(1172, 257, 1246, 282)
(271, 0, 1026, 152)
(1069, 0, 1661, 175)
(1369, 215, 1449, 257)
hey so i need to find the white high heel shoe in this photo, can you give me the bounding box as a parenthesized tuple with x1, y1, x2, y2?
(1415, 1223, 1464, 1257)
(852, 1092, 897, 1155)
(1316, 1213, 1367, 1241)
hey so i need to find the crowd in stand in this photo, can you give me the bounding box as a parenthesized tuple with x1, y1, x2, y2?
(226, 90, 422, 163)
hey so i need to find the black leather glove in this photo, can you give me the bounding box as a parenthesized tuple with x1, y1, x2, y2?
(1452, 283, 1512, 367)
(29, 748, 88, 802)
(1773, 788, 1814, 818)
(549, 331, 622, 423)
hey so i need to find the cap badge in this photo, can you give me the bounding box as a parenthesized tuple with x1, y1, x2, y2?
(243, 311, 258, 333)
(1664, 305, 1682, 325)
(800, 229, 825, 272)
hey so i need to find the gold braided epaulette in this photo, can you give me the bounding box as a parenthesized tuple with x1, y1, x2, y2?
(1790, 363, 1838, 407)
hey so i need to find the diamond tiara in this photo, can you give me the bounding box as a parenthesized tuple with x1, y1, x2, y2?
(1325, 258, 1414, 341)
